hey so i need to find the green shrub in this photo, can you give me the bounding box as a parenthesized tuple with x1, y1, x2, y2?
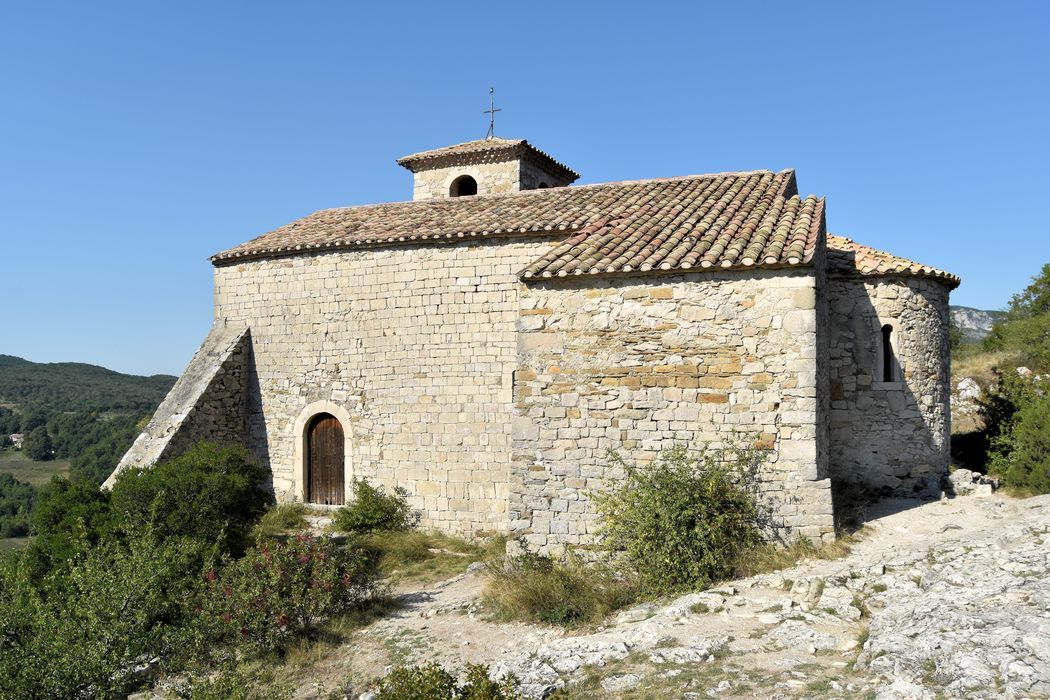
(197, 535, 379, 655)
(334, 479, 416, 534)
(0, 530, 209, 699)
(990, 390, 1050, 493)
(0, 443, 395, 698)
(24, 476, 115, 579)
(374, 663, 522, 700)
(110, 443, 271, 556)
(0, 473, 35, 538)
(981, 370, 1040, 445)
(592, 444, 767, 594)
(482, 547, 637, 626)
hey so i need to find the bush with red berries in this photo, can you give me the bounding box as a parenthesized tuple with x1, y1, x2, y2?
(198, 534, 379, 654)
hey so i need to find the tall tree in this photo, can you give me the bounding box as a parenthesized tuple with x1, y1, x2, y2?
(1006, 262, 1050, 320)
(985, 262, 1050, 370)
(23, 426, 54, 461)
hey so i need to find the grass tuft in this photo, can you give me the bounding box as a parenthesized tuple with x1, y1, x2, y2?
(251, 502, 308, 541)
(360, 530, 500, 585)
(482, 547, 638, 627)
(733, 534, 856, 579)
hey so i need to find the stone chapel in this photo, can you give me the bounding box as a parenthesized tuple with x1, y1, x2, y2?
(107, 136, 959, 549)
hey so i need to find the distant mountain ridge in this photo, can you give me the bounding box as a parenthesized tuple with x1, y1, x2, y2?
(950, 306, 1004, 343)
(0, 355, 175, 414)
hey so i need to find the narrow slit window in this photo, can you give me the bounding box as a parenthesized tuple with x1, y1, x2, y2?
(881, 324, 895, 382)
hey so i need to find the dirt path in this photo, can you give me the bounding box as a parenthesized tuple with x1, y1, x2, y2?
(296, 492, 1050, 699)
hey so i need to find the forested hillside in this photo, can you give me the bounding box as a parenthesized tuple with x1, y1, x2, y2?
(0, 355, 174, 413)
(0, 356, 175, 539)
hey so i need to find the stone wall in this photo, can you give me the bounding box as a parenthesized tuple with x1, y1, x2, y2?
(828, 276, 952, 493)
(412, 159, 522, 200)
(518, 152, 575, 191)
(213, 237, 560, 536)
(509, 270, 836, 551)
(411, 153, 574, 200)
(105, 324, 250, 488)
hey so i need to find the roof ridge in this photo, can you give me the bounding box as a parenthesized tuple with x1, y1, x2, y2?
(396, 137, 580, 179)
(396, 137, 524, 164)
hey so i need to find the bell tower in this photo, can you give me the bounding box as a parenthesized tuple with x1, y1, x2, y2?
(396, 137, 579, 201)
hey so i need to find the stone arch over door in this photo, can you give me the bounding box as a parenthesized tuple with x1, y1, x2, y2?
(292, 401, 353, 505)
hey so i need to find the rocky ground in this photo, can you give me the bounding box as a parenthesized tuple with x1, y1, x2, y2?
(300, 491, 1050, 700)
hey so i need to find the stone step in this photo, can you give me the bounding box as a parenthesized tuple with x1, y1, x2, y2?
(303, 513, 335, 533)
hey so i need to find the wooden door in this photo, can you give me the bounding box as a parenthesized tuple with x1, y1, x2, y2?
(307, 413, 344, 505)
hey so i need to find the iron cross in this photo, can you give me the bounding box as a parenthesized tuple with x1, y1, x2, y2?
(483, 88, 501, 139)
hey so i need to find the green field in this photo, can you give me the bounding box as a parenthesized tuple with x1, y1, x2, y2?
(0, 450, 70, 486)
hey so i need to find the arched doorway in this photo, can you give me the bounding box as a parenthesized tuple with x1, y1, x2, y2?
(307, 413, 344, 505)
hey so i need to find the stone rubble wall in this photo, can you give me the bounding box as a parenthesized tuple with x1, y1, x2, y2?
(510, 270, 836, 551)
(213, 237, 561, 536)
(828, 276, 952, 493)
(104, 324, 250, 488)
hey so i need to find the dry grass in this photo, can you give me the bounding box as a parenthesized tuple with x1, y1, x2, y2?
(0, 449, 70, 486)
(361, 530, 500, 586)
(482, 549, 639, 627)
(953, 413, 985, 436)
(0, 537, 30, 553)
(996, 484, 1040, 499)
(952, 348, 1013, 388)
(250, 503, 308, 542)
(482, 528, 857, 628)
(951, 346, 1012, 436)
(282, 595, 400, 669)
(733, 532, 859, 579)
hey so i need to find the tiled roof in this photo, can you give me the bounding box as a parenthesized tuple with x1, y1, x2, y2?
(212, 170, 822, 279)
(826, 235, 960, 288)
(396, 137, 580, 181)
(520, 172, 823, 278)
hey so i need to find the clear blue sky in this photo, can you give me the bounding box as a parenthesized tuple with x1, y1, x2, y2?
(2, 1, 1047, 376)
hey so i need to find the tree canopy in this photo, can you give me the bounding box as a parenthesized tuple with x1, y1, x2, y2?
(985, 264, 1050, 372)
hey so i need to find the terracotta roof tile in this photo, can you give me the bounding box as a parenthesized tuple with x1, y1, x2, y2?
(212, 170, 821, 280)
(520, 172, 824, 278)
(826, 234, 960, 288)
(396, 137, 580, 181)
